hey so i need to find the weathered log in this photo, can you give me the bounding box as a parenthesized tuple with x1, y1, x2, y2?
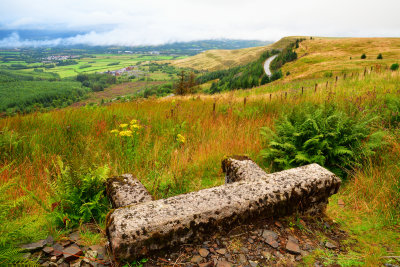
(221, 156, 267, 183)
(106, 164, 341, 260)
(105, 174, 153, 208)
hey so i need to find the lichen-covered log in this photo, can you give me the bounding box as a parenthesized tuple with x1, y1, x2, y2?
(106, 174, 153, 208)
(222, 155, 268, 183)
(106, 164, 341, 260)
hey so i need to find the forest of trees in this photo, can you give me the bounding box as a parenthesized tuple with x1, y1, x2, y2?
(195, 39, 304, 94)
(0, 80, 89, 114)
(76, 73, 117, 92)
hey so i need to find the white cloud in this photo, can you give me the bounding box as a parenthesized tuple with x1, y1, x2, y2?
(0, 0, 399, 47)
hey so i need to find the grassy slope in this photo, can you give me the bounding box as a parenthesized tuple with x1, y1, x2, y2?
(167, 37, 300, 71)
(280, 37, 400, 81)
(1, 37, 400, 265)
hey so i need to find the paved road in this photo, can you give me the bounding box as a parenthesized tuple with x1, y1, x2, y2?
(263, 55, 278, 76)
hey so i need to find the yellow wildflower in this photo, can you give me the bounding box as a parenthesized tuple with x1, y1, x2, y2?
(176, 134, 186, 144)
(130, 119, 138, 125)
(119, 124, 128, 129)
(130, 124, 142, 131)
(119, 130, 133, 137)
(110, 129, 119, 135)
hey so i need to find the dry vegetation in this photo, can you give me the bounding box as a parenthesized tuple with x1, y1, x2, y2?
(167, 37, 300, 71)
(280, 37, 400, 81)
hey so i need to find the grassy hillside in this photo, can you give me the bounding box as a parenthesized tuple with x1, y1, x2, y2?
(280, 37, 400, 81)
(167, 37, 300, 71)
(1, 37, 400, 265)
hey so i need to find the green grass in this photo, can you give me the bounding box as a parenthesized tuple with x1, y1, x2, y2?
(0, 54, 188, 78)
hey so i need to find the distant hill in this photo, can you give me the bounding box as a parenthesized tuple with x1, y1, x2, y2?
(280, 37, 400, 81)
(166, 37, 299, 71)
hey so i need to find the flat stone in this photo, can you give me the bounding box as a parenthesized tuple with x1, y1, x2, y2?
(43, 247, 54, 254)
(265, 238, 279, 249)
(59, 239, 72, 247)
(325, 241, 337, 249)
(286, 236, 301, 255)
(69, 231, 80, 242)
(191, 255, 203, 264)
(262, 230, 278, 240)
(106, 173, 153, 208)
(69, 259, 82, 267)
(63, 245, 83, 262)
(216, 248, 226, 255)
(50, 256, 57, 262)
(52, 243, 64, 257)
(21, 239, 47, 251)
(217, 260, 232, 267)
(199, 262, 213, 267)
(199, 248, 209, 257)
(107, 164, 341, 260)
(249, 260, 258, 267)
(263, 230, 279, 249)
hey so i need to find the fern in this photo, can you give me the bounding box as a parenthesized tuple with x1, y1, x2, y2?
(260, 103, 384, 178)
(47, 158, 110, 229)
(0, 164, 46, 264)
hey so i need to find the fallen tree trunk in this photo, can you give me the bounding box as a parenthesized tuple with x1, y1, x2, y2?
(106, 164, 341, 260)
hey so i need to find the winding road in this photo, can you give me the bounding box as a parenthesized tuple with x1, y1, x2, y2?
(263, 54, 278, 76)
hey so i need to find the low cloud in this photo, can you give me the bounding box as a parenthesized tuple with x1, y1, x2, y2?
(0, 0, 399, 48)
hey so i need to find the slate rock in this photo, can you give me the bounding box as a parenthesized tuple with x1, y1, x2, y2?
(286, 236, 301, 255)
(199, 262, 213, 267)
(21, 239, 47, 251)
(52, 243, 64, 258)
(216, 248, 226, 255)
(249, 260, 258, 267)
(63, 245, 83, 262)
(191, 255, 203, 264)
(262, 230, 278, 240)
(325, 241, 337, 249)
(43, 247, 54, 254)
(199, 248, 209, 257)
(217, 260, 232, 267)
(263, 230, 279, 249)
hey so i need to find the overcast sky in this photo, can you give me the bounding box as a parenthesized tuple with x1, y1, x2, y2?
(0, 0, 399, 47)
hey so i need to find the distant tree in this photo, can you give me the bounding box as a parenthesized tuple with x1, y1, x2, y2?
(260, 74, 270, 85)
(209, 82, 220, 94)
(390, 63, 399, 71)
(175, 70, 186, 95)
(361, 53, 366, 59)
(377, 53, 383, 59)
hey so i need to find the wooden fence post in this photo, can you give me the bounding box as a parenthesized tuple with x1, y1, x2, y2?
(244, 97, 247, 108)
(302, 87, 304, 95)
(315, 83, 318, 93)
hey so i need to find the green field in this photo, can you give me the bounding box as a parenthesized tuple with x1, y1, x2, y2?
(0, 53, 188, 78)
